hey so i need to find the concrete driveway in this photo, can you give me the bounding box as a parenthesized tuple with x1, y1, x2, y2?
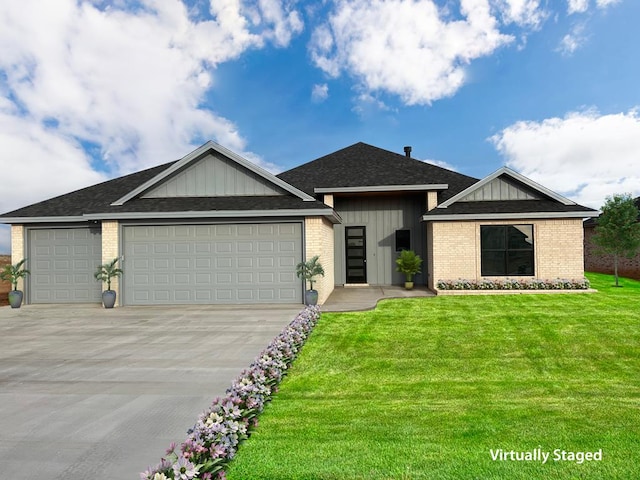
(0, 303, 303, 479)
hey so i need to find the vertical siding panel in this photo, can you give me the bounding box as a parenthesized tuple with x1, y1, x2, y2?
(167, 179, 177, 196)
(143, 153, 285, 197)
(195, 161, 206, 195)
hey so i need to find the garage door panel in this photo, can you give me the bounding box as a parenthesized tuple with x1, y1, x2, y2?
(124, 223, 302, 305)
(279, 256, 296, 267)
(238, 258, 253, 268)
(216, 257, 232, 268)
(216, 242, 233, 253)
(28, 228, 102, 304)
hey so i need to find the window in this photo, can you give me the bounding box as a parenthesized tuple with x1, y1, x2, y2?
(481, 225, 534, 276)
(395, 229, 411, 251)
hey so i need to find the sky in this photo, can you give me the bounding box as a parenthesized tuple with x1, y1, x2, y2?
(1, 0, 639, 254)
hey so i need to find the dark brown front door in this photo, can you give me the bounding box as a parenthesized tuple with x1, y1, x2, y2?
(345, 226, 367, 283)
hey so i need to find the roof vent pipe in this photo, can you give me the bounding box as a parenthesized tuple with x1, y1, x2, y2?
(404, 146, 412, 158)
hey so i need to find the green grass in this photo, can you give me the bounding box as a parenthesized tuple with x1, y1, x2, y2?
(226, 273, 640, 479)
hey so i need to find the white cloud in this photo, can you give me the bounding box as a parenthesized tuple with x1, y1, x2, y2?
(568, 0, 621, 14)
(557, 22, 588, 55)
(494, 0, 546, 28)
(567, 0, 589, 14)
(596, 0, 621, 8)
(0, 0, 302, 206)
(0, 0, 304, 252)
(311, 83, 329, 102)
(309, 0, 514, 106)
(422, 158, 459, 171)
(490, 109, 640, 209)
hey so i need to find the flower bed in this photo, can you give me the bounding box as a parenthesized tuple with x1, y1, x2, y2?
(140, 306, 321, 480)
(437, 278, 591, 291)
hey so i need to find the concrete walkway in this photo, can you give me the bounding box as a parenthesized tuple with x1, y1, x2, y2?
(322, 285, 435, 312)
(0, 303, 302, 479)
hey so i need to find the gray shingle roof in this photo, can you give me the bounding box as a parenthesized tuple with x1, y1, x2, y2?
(0, 160, 326, 219)
(1, 162, 176, 218)
(1, 141, 597, 221)
(277, 142, 479, 202)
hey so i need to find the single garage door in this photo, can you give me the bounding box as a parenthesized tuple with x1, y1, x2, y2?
(28, 227, 103, 303)
(123, 223, 302, 305)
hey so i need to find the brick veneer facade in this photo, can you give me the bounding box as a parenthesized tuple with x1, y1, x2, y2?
(429, 218, 585, 291)
(101, 220, 121, 305)
(0, 254, 10, 306)
(304, 216, 335, 304)
(584, 224, 640, 280)
(10, 225, 25, 292)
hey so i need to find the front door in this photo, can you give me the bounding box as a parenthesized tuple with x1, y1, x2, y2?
(345, 226, 367, 283)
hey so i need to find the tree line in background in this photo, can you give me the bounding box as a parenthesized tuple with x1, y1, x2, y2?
(592, 193, 640, 287)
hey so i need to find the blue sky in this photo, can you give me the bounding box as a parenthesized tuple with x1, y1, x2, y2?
(1, 0, 639, 254)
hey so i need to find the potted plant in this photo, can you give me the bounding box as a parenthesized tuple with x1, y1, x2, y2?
(0, 259, 30, 308)
(396, 249, 422, 290)
(94, 258, 123, 308)
(295, 255, 325, 305)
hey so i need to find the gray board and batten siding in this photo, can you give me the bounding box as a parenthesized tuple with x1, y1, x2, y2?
(333, 194, 427, 286)
(142, 152, 286, 198)
(27, 227, 102, 303)
(122, 222, 303, 305)
(458, 176, 541, 202)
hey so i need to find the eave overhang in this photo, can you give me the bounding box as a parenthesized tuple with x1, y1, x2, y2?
(0, 216, 89, 224)
(314, 184, 448, 194)
(421, 211, 600, 222)
(2, 209, 343, 225)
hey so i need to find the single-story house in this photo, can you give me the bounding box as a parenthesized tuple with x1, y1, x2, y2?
(0, 141, 597, 305)
(583, 197, 640, 280)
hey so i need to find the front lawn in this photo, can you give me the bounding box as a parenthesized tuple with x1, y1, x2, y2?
(226, 273, 640, 479)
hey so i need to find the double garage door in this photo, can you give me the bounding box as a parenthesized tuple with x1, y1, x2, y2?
(123, 223, 302, 305)
(27, 223, 303, 305)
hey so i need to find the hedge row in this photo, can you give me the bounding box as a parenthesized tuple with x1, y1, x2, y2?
(437, 278, 591, 291)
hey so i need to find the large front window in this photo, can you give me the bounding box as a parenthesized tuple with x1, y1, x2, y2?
(481, 225, 534, 276)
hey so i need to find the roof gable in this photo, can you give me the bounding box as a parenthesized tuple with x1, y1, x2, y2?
(277, 142, 478, 201)
(113, 141, 314, 205)
(423, 167, 598, 221)
(457, 175, 541, 202)
(142, 151, 286, 198)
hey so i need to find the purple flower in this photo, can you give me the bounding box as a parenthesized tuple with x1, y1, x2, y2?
(165, 442, 176, 456)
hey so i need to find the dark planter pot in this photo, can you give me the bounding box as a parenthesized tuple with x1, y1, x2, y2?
(305, 289, 319, 306)
(102, 290, 117, 309)
(8, 290, 23, 309)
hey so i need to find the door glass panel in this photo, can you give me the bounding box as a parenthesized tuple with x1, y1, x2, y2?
(345, 226, 367, 283)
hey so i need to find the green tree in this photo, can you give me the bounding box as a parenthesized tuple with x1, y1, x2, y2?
(592, 193, 640, 287)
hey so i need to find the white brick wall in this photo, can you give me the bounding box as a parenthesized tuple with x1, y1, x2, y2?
(101, 221, 120, 303)
(431, 218, 586, 290)
(10, 225, 25, 291)
(304, 217, 335, 304)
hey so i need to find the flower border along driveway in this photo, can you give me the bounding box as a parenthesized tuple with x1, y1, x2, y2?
(0, 303, 302, 479)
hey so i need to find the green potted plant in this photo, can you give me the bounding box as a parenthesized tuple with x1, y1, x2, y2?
(94, 258, 123, 308)
(0, 259, 30, 308)
(295, 255, 325, 305)
(396, 249, 422, 290)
